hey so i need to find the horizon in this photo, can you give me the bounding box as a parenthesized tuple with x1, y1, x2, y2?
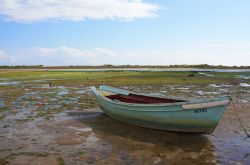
(0, 64, 250, 69)
(0, 0, 250, 66)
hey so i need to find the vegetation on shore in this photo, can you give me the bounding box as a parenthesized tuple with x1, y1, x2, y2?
(0, 70, 249, 86)
(0, 64, 250, 69)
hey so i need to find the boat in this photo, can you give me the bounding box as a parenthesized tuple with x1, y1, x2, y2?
(91, 85, 231, 134)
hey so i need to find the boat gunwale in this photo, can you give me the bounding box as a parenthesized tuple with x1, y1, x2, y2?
(91, 86, 231, 109)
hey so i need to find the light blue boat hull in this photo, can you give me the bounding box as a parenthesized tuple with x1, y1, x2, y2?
(91, 86, 231, 134)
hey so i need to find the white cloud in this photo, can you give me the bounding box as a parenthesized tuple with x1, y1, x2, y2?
(0, 50, 8, 64)
(32, 47, 57, 57)
(0, 0, 160, 23)
(1, 42, 250, 66)
(0, 50, 6, 59)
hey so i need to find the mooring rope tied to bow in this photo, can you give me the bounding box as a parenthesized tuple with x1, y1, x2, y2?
(229, 96, 250, 138)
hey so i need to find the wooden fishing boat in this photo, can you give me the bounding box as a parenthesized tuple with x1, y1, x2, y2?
(91, 85, 231, 134)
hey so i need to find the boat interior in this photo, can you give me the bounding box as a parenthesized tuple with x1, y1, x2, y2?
(106, 94, 186, 104)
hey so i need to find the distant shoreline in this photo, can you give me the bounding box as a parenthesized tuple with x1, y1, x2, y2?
(0, 64, 250, 70)
(1, 68, 250, 73)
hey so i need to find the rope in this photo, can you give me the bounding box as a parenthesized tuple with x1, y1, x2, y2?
(230, 97, 250, 138)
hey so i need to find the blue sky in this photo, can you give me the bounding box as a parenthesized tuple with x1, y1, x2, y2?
(0, 0, 250, 66)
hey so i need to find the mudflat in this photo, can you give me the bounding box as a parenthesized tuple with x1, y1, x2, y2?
(0, 70, 250, 164)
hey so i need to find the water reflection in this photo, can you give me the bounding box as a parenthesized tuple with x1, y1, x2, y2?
(70, 112, 217, 164)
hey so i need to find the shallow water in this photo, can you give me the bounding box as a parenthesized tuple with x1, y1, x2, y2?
(235, 75, 250, 80)
(0, 81, 19, 86)
(240, 83, 250, 87)
(0, 82, 250, 164)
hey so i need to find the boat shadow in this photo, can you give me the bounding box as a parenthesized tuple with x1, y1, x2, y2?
(69, 111, 216, 163)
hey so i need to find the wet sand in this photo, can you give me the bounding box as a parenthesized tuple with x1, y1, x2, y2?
(0, 82, 250, 165)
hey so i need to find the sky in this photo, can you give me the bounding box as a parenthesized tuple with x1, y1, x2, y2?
(0, 0, 250, 66)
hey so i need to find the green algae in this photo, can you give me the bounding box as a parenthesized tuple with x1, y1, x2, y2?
(0, 114, 6, 120)
(57, 157, 65, 165)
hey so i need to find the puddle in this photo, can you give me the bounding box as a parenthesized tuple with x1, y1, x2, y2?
(0, 81, 19, 85)
(31, 79, 56, 83)
(238, 100, 248, 103)
(75, 89, 89, 94)
(198, 72, 214, 77)
(57, 90, 69, 96)
(159, 90, 167, 93)
(219, 88, 229, 92)
(208, 84, 221, 88)
(235, 75, 250, 79)
(195, 91, 220, 96)
(86, 134, 98, 143)
(240, 83, 250, 87)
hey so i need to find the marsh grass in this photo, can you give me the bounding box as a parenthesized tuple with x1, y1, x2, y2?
(1, 70, 249, 87)
(0, 71, 232, 85)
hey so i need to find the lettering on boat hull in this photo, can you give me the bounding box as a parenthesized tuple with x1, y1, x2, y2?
(194, 108, 207, 113)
